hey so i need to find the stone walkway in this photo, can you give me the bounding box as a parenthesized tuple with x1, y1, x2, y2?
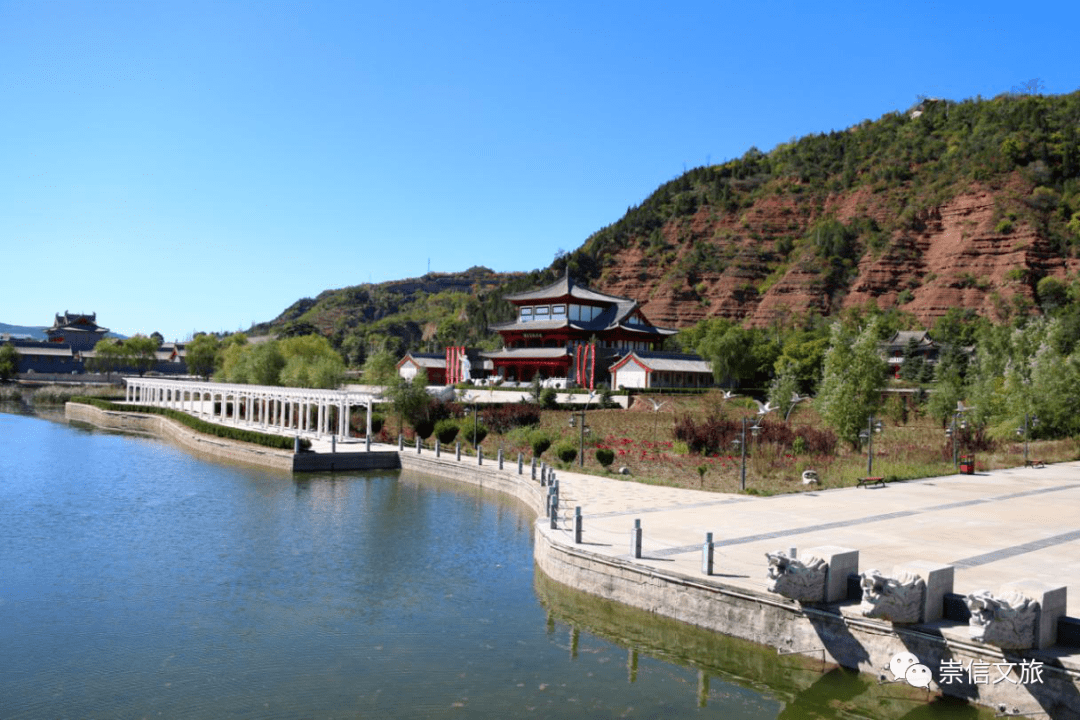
(542, 460, 1080, 633)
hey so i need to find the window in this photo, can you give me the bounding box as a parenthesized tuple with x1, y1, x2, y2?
(535, 305, 550, 319)
(552, 304, 566, 317)
(520, 307, 533, 322)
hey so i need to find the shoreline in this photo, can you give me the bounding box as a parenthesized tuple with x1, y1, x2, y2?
(63, 401, 1080, 718)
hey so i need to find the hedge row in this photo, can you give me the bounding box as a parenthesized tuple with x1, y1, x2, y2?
(70, 397, 311, 452)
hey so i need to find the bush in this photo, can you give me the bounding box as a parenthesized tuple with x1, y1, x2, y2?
(480, 403, 541, 433)
(70, 397, 311, 451)
(412, 417, 435, 440)
(434, 419, 460, 444)
(674, 414, 836, 456)
(595, 448, 615, 467)
(530, 432, 552, 457)
(555, 442, 578, 464)
(540, 387, 558, 409)
(462, 422, 488, 447)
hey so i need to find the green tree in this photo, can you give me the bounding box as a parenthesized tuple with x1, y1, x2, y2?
(898, 337, 926, 382)
(149, 331, 164, 347)
(926, 355, 966, 426)
(1036, 276, 1069, 314)
(278, 335, 345, 388)
(695, 322, 778, 389)
(86, 339, 126, 379)
(817, 319, 887, 448)
(123, 335, 159, 377)
(243, 341, 286, 386)
(0, 341, 18, 381)
(186, 334, 220, 380)
(767, 366, 801, 421)
(386, 372, 432, 435)
(362, 349, 399, 385)
(1026, 338, 1080, 438)
(773, 328, 830, 395)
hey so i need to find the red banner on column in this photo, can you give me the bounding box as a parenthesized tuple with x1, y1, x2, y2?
(589, 343, 596, 391)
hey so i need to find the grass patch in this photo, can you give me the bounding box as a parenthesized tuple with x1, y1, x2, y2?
(457, 390, 1079, 495)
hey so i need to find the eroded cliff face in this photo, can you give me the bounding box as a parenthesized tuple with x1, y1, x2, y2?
(593, 176, 1078, 330)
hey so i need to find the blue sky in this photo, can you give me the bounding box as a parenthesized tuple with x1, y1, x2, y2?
(3, 0, 1078, 341)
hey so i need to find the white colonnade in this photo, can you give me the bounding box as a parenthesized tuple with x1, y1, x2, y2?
(123, 377, 376, 441)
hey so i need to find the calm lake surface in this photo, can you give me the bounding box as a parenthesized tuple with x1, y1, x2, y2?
(0, 408, 991, 719)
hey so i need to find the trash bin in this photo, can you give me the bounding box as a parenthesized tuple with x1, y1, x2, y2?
(959, 454, 975, 475)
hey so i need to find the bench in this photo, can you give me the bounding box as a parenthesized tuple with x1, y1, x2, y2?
(857, 476, 886, 488)
(1025, 459, 1046, 468)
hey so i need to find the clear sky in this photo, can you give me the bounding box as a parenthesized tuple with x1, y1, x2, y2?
(3, 0, 1078, 341)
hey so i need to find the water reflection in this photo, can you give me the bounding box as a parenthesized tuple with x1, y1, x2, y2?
(533, 565, 997, 718)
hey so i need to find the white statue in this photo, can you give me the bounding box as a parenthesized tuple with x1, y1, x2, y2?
(459, 354, 471, 382)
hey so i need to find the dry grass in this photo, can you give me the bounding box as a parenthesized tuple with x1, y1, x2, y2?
(473, 391, 1080, 496)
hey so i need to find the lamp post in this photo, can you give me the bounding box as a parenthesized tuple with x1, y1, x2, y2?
(733, 416, 763, 491)
(1016, 413, 1038, 466)
(567, 391, 595, 468)
(858, 415, 883, 476)
(459, 391, 479, 450)
(946, 411, 968, 470)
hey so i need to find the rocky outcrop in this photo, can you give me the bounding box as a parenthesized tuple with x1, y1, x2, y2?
(592, 177, 1079, 330)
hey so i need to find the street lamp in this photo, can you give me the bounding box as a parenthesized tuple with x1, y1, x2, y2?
(858, 415, 884, 476)
(568, 391, 596, 467)
(732, 416, 763, 491)
(945, 412, 968, 470)
(1016, 413, 1038, 466)
(459, 391, 479, 449)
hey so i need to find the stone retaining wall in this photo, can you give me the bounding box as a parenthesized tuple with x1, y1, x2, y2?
(65, 402, 296, 471)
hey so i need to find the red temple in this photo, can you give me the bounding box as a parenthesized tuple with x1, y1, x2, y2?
(481, 272, 676, 384)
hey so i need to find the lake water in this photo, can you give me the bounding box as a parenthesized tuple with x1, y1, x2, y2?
(0, 408, 990, 718)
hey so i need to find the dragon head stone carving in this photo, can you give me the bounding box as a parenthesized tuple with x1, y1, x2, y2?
(965, 589, 1040, 650)
(765, 551, 828, 603)
(859, 568, 927, 624)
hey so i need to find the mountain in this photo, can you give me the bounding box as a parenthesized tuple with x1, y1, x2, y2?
(0, 323, 48, 340)
(563, 91, 1080, 330)
(250, 266, 537, 360)
(256, 91, 1080, 356)
(0, 322, 127, 342)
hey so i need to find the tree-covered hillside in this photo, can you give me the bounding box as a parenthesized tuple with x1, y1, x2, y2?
(254, 90, 1080, 362)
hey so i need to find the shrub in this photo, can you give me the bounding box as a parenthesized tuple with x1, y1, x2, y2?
(555, 442, 578, 464)
(540, 388, 558, 409)
(595, 448, 615, 468)
(530, 432, 552, 457)
(480, 403, 541, 433)
(69, 397, 311, 451)
(462, 422, 488, 447)
(674, 414, 836, 456)
(434, 419, 460, 444)
(412, 417, 435, 440)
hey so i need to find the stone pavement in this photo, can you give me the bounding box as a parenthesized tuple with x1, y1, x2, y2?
(540, 460, 1080, 625)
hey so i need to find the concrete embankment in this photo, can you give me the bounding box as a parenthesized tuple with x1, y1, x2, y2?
(63, 402, 1080, 718)
(66, 402, 401, 472)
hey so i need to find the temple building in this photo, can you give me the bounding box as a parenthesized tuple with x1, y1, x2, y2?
(481, 272, 678, 384)
(45, 311, 109, 351)
(609, 351, 714, 390)
(396, 352, 448, 384)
